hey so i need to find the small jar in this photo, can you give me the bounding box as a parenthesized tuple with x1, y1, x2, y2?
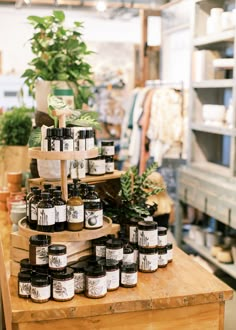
(52, 190, 67, 232)
(20, 258, 32, 272)
(29, 235, 51, 266)
(157, 226, 167, 247)
(70, 261, 86, 294)
(120, 263, 138, 288)
(18, 270, 31, 298)
(101, 140, 115, 156)
(31, 274, 51, 303)
(85, 265, 107, 299)
(48, 244, 67, 271)
(157, 246, 168, 268)
(105, 156, 114, 174)
(123, 243, 134, 264)
(138, 247, 158, 273)
(166, 243, 173, 263)
(106, 238, 124, 262)
(129, 218, 139, 244)
(52, 267, 74, 302)
(99, 259, 120, 291)
(89, 156, 106, 176)
(130, 243, 139, 264)
(138, 221, 158, 248)
(92, 236, 108, 259)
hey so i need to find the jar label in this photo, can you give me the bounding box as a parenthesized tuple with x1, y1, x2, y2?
(167, 249, 173, 261)
(102, 145, 115, 156)
(49, 254, 67, 269)
(79, 139, 86, 151)
(55, 204, 66, 223)
(53, 278, 74, 300)
(129, 226, 138, 243)
(107, 269, 119, 290)
(53, 140, 61, 152)
(139, 252, 158, 271)
(74, 272, 85, 293)
(70, 160, 86, 179)
(133, 249, 139, 263)
(158, 234, 167, 247)
(86, 275, 107, 297)
(85, 209, 103, 229)
(158, 253, 168, 266)
(77, 160, 86, 179)
(31, 284, 50, 300)
(138, 229, 158, 247)
(106, 247, 123, 261)
(106, 162, 114, 173)
(95, 245, 106, 258)
(123, 252, 134, 264)
(35, 246, 49, 265)
(63, 139, 73, 152)
(30, 202, 38, 221)
(19, 282, 31, 296)
(38, 207, 55, 226)
(121, 272, 137, 286)
(89, 160, 105, 175)
(67, 205, 84, 223)
(86, 138, 95, 150)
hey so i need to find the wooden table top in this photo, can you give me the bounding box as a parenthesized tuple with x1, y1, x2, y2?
(0, 211, 234, 325)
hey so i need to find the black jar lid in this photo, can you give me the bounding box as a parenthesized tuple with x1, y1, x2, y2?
(129, 218, 140, 226)
(20, 258, 31, 270)
(51, 267, 74, 280)
(138, 220, 157, 230)
(29, 234, 51, 246)
(43, 184, 52, 190)
(130, 243, 138, 250)
(53, 190, 62, 198)
(86, 128, 94, 138)
(41, 192, 50, 199)
(55, 185, 61, 190)
(120, 263, 137, 272)
(166, 243, 173, 249)
(48, 244, 67, 254)
(139, 246, 158, 254)
(63, 127, 72, 137)
(46, 128, 53, 137)
(18, 270, 31, 281)
(92, 236, 109, 246)
(31, 274, 50, 286)
(69, 261, 87, 273)
(34, 189, 41, 196)
(158, 226, 167, 235)
(79, 130, 86, 138)
(157, 246, 167, 253)
(87, 255, 101, 267)
(85, 264, 106, 276)
(106, 238, 124, 249)
(101, 140, 114, 146)
(32, 265, 50, 275)
(55, 128, 63, 137)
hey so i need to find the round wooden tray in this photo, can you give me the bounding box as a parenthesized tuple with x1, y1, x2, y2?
(18, 216, 112, 242)
(28, 147, 98, 161)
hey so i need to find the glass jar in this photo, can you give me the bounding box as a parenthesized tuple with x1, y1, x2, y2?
(70, 261, 87, 294)
(37, 192, 55, 232)
(130, 243, 139, 264)
(29, 234, 51, 266)
(157, 226, 167, 247)
(123, 242, 134, 264)
(138, 220, 158, 248)
(89, 156, 106, 176)
(101, 140, 115, 156)
(51, 128, 63, 152)
(29, 188, 41, 230)
(45, 128, 53, 151)
(106, 238, 124, 262)
(166, 243, 173, 263)
(48, 244, 67, 271)
(26, 186, 39, 225)
(84, 185, 103, 229)
(52, 267, 74, 302)
(120, 263, 138, 288)
(98, 259, 120, 291)
(129, 218, 140, 244)
(157, 246, 168, 268)
(138, 247, 158, 273)
(85, 127, 95, 150)
(18, 270, 31, 298)
(20, 258, 32, 272)
(31, 274, 51, 303)
(66, 182, 84, 231)
(52, 190, 66, 232)
(92, 236, 108, 259)
(105, 156, 114, 174)
(85, 264, 107, 299)
(62, 127, 74, 151)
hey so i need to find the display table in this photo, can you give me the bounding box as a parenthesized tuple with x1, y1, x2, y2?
(0, 211, 233, 330)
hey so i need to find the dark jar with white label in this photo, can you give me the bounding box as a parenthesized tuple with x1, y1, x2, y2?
(157, 226, 168, 247)
(157, 246, 168, 268)
(84, 185, 103, 229)
(18, 270, 31, 298)
(101, 140, 115, 156)
(52, 267, 74, 302)
(120, 263, 138, 288)
(48, 244, 67, 271)
(29, 188, 41, 230)
(70, 261, 87, 294)
(166, 243, 173, 263)
(20, 258, 32, 272)
(138, 221, 158, 248)
(106, 238, 124, 262)
(138, 247, 158, 273)
(98, 259, 120, 291)
(29, 234, 51, 266)
(85, 264, 107, 299)
(105, 156, 114, 174)
(62, 127, 74, 151)
(31, 274, 51, 303)
(92, 236, 108, 259)
(37, 192, 55, 232)
(52, 190, 66, 232)
(128, 218, 140, 244)
(89, 156, 106, 176)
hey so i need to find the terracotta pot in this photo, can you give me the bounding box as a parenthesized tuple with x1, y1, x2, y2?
(8, 183, 22, 193)
(7, 171, 22, 184)
(0, 190, 10, 202)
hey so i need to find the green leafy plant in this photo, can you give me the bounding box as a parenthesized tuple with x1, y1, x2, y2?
(21, 10, 94, 108)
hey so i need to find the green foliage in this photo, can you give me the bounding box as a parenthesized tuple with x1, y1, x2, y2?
(21, 10, 95, 108)
(28, 127, 41, 147)
(0, 107, 33, 146)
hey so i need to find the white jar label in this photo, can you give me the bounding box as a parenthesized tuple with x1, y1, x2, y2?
(129, 226, 138, 243)
(86, 138, 94, 150)
(107, 269, 119, 290)
(31, 285, 50, 300)
(133, 249, 139, 263)
(49, 254, 67, 269)
(85, 209, 103, 228)
(121, 272, 137, 286)
(158, 253, 168, 266)
(70, 160, 85, 179)
(63, 139, 73, 152)
(30, 202, 38, 221)
(102, 145, 115, 156)
(67, 205, 84, 223)
(87, 275, 107, 297)
(53, 140, 61, 152)
(89, 160, 105, 175)
(158, 234, 167, 247)
(74, 272, 85, 293)
(19, 282, 31, 296)
(35, 246, 49, 265)
(79, 139, 86, 151)
(123, 252, 134, 264)
(106, 162, 114, 173)
(38, 207, 55, 226)
(77, 160, 86, 179)
(95, 245, 106, 258)
(53, 278, 74, 300)
(139, 253, 158, 271)
(167, 249, 173, 261)
(138, 229, 158, 247)
(55, 204, 66, 223)
(106, 247, 123, 261)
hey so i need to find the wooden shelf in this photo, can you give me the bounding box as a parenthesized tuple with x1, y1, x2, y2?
(183, 237, 236, 279)
(28, 147, 99, 161)
(194, 29, 235, 48)
(191, 123, 235, 136)
(192, 79, 234, 88)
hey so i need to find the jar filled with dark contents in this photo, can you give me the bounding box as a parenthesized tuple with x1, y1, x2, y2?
(120, 263, 138, 288)
(157, 246, 168, 268)
(138, 247, 158, 273)
(48, 244, 67, 271)
(89, 156, 106, 176)
(138, 221, 158, 248)
(52, 267, 74, 302)
(51, 128, 63, 151)
(105, 156, 114, 174)
(130, 243, 139, 264)
(29, 188, 41, 230)
(106, 238, 124, 262)
(29, 234, 51, 266)
(99, 259, 120, 291)
(37, 192, 55, 232)
(157, 226, 168, 247)
(52, 190, 66, 232)
(85, 127, 95, 150)
(31, 274, 51, 303)
(43, 184, 52, 192)
(123, 241, 134, 264)
(79, 182, 89, 200)
(62, 127, 73, 151)
(101, 140, 115, 156)
(85, 264, 107, 299)
(92, 236, 108, 259)
(166, 243, 173, 263)
(26, 186, 39, 225)
(70, 261, 87, 294)
(18, 270, 31, 298)
(45, 128, 53, 151)
(20, 258, 32, 272)
(48, 187, 56, 199)
(84, 185, 103, 229)
(66, 180, 84, 231)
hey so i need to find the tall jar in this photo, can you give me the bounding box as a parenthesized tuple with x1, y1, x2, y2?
(29, 188, 41, 230)
(66, 183, 84, 231)
(37, 192, 55, 232)
(84, 184, 103, 229)
(52, 190, 66, 232)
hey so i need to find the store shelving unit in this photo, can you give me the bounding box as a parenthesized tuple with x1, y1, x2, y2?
(176, 0, 236, 278)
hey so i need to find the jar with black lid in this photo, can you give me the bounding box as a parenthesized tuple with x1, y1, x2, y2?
(84, 185, 103, 229)
(139, 247, 158, 273)
(52, 190, 66, 232)
(62, 127, 73, 151)
(129, 218, 140, 244)
(105, 156, 114, 174)
(157, 226, 168, 247)
(31, 274, 51, 303)
(98, 259, 120, 291)
(37, 192, 55, 232)
(18, 270, 31, 298)
(70, 261, 87, 294)
(89, 156, 105, 176)
(48, 244, 67, 271)
(79, 182, 89, 200)
(51, 128, 63, 151)
(52, 267, 74, 301)
(85, 264, 107, 298)
(43, 184, 52, 191)
(20, 258, 32, 272)
(157, 246, 168, 268)
(78, 129, 86, 151)
(123, 242, 134, 264)
(45, 128, 53, 151)
(29, 234, 51, 266)
(166, 243, 173, 263)
(48, 187, 56, 199)
(120, 263, 138, 288)
(106, 238, 124, 262)
(130, 243, 139, 264)
(92, 236, 108, 259)
(101, 140, 115, 156)
(85, 127, 95, 150)
(26, 186, 39, 225)
(29, 188, 41, 230)
(138, 221, 158, 248)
